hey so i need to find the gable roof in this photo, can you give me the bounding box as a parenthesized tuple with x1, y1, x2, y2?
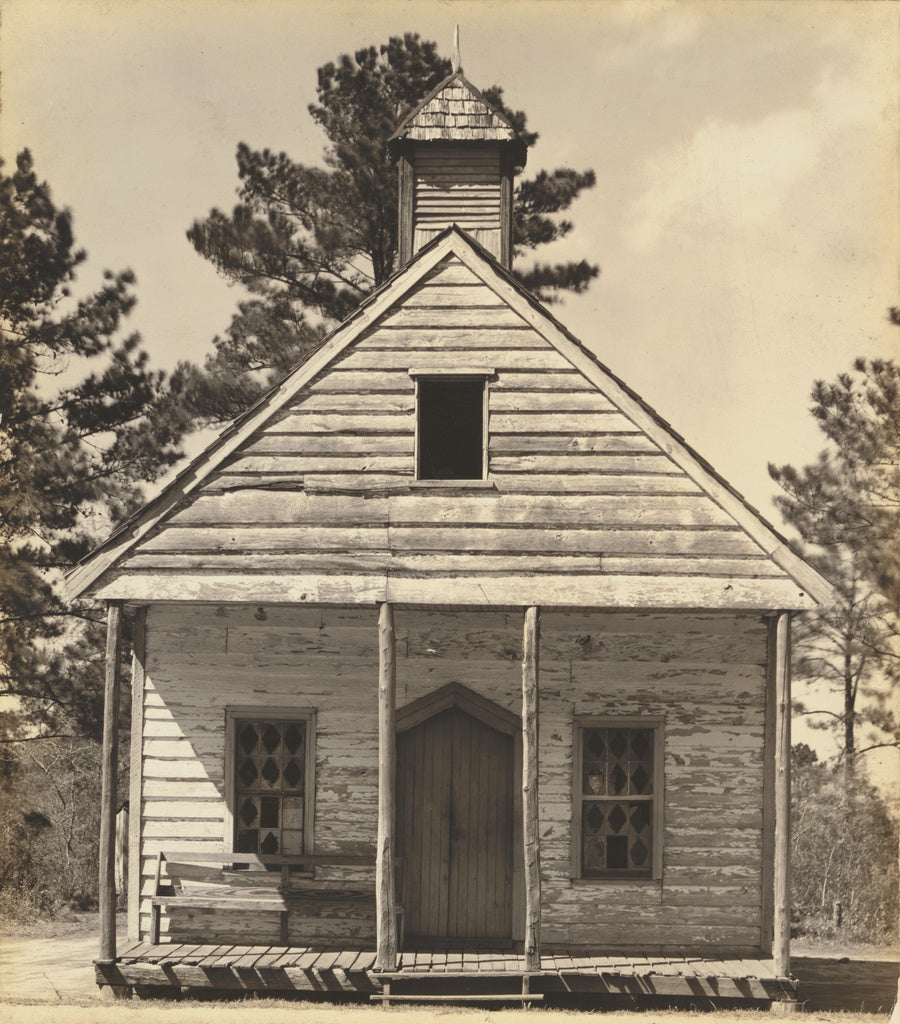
(390, 71, 523, 145)
(66, 226, 834, 609)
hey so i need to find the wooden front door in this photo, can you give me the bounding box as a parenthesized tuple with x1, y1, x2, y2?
(397, 703, 515, 943)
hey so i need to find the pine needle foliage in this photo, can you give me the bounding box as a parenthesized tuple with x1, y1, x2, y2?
(770, 335, 900, 777)
(0, 150, 190, 742)
(184, 34, 599, 424)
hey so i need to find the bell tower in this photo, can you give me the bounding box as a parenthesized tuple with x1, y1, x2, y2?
(389, 57, 527, 269)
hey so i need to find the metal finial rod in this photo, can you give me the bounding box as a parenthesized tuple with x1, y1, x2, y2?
(451, 25, 461, 73)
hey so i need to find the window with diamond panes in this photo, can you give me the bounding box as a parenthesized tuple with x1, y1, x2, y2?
(579, 725, 656, 878)
(234, 719, 306, 856)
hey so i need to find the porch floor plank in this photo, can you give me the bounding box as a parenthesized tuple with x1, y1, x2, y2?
(255, 947, 289, 968)
(271, 947, 305, 969)
(103, 944, 798, 1004)
(348, 950, 376, 971)
(197, 945, 235, 968)
(233, 946, 269, 968)
(156, 944, 191, 963)
(119, 941, 153, 961)
(188, 945, 225, 963)
(334, 949, 358, 971)
(312, 950, 340, 971)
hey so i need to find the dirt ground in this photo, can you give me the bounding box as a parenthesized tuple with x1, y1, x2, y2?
(0, 1007, 891, 1024)
(0, 914, 895, 1022)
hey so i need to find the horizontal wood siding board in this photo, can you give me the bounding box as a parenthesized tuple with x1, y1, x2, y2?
(198, 473, 707, 497)
(487, 474, 705, 494)
(367, 310, 531, 332)
(403, 286, 505, 307)
(125, 552, 783, 579)
(218, 457, 413, 475)
(489, 454, 677, 474)
(491, 435, 659, 453)
(299, 371, 416, 392)
(242, 435, 414, 456)
(416, 185, 502, 196)
(490, 371, 595, 391)
(416, 192, 501, 202)
(128, 553, 602, 574)
(213, 459, 693, 481)
(93, 572, 815, 608)
(360, 329, 538, 350)
(415, 211, 500, 224)
(168, 493, 738, 528)
(139, 524, 761, 556)
(488, 411, 643, 432)
(278, 393, 415, 412)
(336, 348, 576, 370)
(490, 392, 618, 411)
(246, 413, 413, 434)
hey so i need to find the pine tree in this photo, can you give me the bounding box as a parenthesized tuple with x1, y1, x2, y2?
(0, 150, 190, 741)
(770, 335, 900, 776)
(185, 33, 599, 423)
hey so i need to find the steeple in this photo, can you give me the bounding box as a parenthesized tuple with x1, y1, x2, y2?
(389, 63, 527, 269)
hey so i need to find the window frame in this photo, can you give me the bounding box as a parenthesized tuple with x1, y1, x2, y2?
(409, 369, 491, 482)
(571, 715, 665, 882)
(223, 706, 316, 857)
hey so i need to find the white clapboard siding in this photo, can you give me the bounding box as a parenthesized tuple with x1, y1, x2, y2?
(136, 604, 770, 953)
(109, 254, 798, 604)
(414, 144, 502, 255)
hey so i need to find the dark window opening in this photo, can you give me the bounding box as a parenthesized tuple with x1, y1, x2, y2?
(417, 378, 485, 480)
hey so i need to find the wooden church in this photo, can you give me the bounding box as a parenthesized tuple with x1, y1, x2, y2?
(69, 65, 833, 1006)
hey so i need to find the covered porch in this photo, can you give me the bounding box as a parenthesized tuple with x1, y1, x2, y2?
(95, 600, 797, 1004)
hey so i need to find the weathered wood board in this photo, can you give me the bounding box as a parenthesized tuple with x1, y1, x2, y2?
(137, 604, 769, 955)
(98, 255, 808, 610)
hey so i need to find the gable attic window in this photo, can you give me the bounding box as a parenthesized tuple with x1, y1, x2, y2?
(412, 374, 488, 481)
(573, 717, 664, 881)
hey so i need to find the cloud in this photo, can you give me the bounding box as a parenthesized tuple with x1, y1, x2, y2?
(625, 45, 894, 255)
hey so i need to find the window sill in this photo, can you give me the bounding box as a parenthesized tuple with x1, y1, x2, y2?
(410, 478, 497, 489)
(569, 875, 662, 887)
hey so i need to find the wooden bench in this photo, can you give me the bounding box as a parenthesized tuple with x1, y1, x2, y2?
(149, 851, 403, 947)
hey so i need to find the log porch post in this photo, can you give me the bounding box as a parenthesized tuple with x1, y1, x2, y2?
(99, 601, 124, 962)
(522, 605, 541, 971)
(127, 607, 147, 940)
(375, 601, 398, 970)
(772, 610, 792, 977)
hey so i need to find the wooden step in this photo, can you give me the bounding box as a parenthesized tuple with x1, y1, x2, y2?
(370, 993, 543, 1004)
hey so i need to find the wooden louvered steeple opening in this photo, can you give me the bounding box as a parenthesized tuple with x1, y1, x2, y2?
(389, 71, 527, 269)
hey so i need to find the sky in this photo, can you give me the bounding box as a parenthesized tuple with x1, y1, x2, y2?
(2, 0, 897, 518)
(2, 0, 898, 763)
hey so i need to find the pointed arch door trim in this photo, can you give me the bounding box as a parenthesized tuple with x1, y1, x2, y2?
(396, 681, 521, 736)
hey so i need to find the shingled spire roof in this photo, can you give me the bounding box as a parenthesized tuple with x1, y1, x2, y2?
(390, 70, 523, 145)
